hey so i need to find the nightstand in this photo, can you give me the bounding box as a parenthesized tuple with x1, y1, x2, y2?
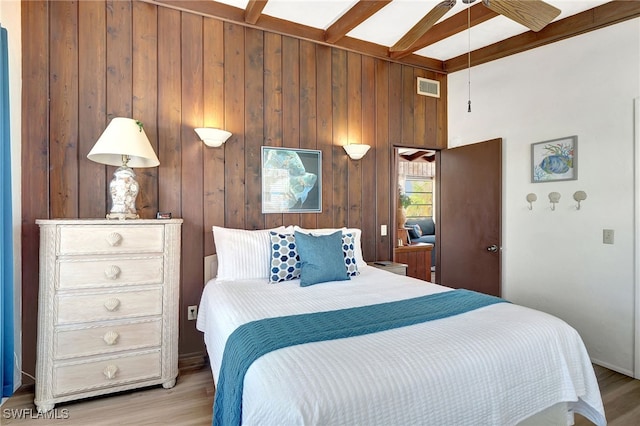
(368, 261, 408, 276)
(34, 219, 182, 412)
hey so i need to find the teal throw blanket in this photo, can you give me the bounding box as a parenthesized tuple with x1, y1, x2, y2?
(213, 289, 505, 426)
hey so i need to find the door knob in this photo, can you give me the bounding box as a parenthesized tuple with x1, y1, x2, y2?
(486, 245, 498, 253)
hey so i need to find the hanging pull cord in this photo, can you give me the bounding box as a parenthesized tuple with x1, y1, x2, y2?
(467, 1, 471, 113)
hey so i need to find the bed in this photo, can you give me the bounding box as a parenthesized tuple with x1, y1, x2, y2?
(197, 226, 606, 426)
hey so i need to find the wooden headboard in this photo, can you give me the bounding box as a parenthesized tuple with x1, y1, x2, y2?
(204, 254, 218, 283)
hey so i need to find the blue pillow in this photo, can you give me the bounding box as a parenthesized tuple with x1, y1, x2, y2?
(342, 233, 359, 277)
(269, 232, 300, 283)
(294, 230, 350, 286)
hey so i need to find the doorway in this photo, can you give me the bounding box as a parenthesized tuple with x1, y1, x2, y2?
(396, 148, 437, 282)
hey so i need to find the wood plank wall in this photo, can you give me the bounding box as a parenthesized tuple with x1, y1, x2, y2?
(20, 0, 447, 377)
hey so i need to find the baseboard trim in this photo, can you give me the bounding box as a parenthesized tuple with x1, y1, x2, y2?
(178, 352, 208, 372)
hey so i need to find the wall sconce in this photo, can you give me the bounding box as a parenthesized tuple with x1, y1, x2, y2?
(548, 192, 561, 210)
(195, 128, 232, 147)
(343, 144, 370, 160)
(525, 193, 537, 210)
(573, 190, 587, 210)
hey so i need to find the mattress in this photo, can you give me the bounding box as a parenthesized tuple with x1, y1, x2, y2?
(197, 265, 606, 426)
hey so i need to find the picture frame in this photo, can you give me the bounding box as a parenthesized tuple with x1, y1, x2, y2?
(531, 136, 577, 183)
(261, 146, 322, 213)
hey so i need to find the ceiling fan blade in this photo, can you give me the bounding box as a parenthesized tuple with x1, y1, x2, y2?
(390, 0, 456, 52)
(483, 0, 560, 32)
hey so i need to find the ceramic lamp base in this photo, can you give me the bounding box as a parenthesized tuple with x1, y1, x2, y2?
(107, 166, 140, 220)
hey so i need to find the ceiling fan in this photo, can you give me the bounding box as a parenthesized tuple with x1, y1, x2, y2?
(390, 0, 561, 53)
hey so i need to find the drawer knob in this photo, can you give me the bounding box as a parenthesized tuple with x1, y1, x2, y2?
(103, 330, 119, 345)
(106, 232, 123, 247)
(104, 265, 121, 280)
(103, 365, 118, 380)
(103, 298, 121, 312)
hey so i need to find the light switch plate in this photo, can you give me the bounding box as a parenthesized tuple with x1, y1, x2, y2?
(603, 229, 614, 245)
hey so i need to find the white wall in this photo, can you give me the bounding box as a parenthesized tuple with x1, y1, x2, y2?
(448, 19, 640, 375)
(0, 0, 22, 392)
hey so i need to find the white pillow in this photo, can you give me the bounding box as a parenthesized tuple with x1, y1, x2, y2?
(213, 226, 290, 280)
(293, 226, 366, 269)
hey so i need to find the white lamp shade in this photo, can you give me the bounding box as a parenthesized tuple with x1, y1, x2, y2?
(87, 117, 159, 167)
(195, 128, 232, 147)
(344, 144, 371, 160)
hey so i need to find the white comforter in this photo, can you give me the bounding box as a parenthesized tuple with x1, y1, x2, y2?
(197, 266, 606, 426)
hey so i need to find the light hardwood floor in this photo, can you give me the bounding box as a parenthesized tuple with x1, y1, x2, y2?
(2, 364, 639, 425)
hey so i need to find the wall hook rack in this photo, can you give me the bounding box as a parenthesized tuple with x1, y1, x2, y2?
(526, 193, 537, 210)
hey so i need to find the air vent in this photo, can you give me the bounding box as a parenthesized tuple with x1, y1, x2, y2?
(417, 77, 440, 98)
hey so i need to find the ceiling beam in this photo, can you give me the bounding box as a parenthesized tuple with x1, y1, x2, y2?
(390, 4, 497, 60)
(390, 0, 456, 53)
(245, 0, 268, 25)
(143, 0, 447, 73)
(444, 0, 640, 73)
(325, 0, 391, 44)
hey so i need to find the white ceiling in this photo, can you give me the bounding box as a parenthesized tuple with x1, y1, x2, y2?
(213, 0, 611, 61)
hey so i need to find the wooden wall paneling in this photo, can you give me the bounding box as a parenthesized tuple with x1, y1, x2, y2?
(180, 11, 205, 355)
(106, 0, 134, 210)
(315, 44, 334, 228)
(331, 48, 348, 226)
(401, 65, 415, 146)
(223, 22, 245, 229)
(78, 0, 107, 219)
(49, 0, 79, 219)
(388, 62, 403, 249)
(157, 7, 182, 219)
(374, 59, 391, 260)
(346, 51, 363, 232)
(414, 68, 427, 148)
(422, 71, 439, 148)
(203, 17, 225, 254)
(132, 1, 159, 219)
(263, 32, 284, 229)
(282, 36, 301, 227)
(244, 28, 265, 230)
(21, 0, 50, 383)
(299, 40, 318, 230)
(360, 55, 376, 262)
(436, 72, 447, 149)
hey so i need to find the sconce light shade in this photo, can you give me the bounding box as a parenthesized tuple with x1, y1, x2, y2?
(87, 117, 160, 220)
(195, 128, 232, 147)
(344, 144, 371, 160)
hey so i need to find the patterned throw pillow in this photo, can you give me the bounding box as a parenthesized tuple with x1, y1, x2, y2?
(269, 232, 301, 283)
(342, 233, 359, 276)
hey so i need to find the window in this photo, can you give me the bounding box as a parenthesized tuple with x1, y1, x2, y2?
(404, 178, 433, 218)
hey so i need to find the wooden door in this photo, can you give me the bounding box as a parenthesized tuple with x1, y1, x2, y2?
(437, 139, 502, 296)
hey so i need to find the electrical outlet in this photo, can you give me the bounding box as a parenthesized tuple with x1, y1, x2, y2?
(187, 305, 198, 321)
(603, 229, 614, 245)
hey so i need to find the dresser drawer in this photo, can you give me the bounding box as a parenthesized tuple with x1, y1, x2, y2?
(55, 319, 162, 359)
(58, 256, 163, 289)
(53, 350, 161, 397)
(58, 225, 164, 255)
(56, 288, 162, 325)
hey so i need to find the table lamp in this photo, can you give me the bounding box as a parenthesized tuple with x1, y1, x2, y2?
(87, 117, 160, 219)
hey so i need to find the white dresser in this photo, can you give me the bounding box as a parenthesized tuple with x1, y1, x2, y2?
(34, 219, 182, 412)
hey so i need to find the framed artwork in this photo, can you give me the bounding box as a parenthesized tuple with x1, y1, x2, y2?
(261, 147, 322, 213)
(531, 136, 577, 183)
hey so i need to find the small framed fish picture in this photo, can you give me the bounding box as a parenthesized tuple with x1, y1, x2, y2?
(531, 136, 577, 183)
(261, 147, 322, 213)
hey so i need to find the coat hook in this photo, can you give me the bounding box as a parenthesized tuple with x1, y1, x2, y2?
(526, 193, 537, 210)
(573, 190, 587, 210)
(548, 192, 561, 211)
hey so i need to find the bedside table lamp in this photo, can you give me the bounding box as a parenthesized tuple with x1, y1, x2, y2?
(87, 117, 160, 220)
